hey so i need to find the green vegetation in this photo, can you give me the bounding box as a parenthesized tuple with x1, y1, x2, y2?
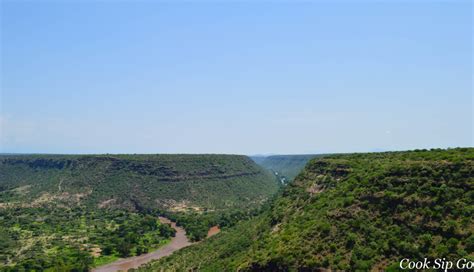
(140, 148, 473, 271)
(252, 154, 321, 182)
(160, 206, 267, 242)
(0, 154, 277, 212)
(0, 207, 174, 271)
(0, 154, 279, 270)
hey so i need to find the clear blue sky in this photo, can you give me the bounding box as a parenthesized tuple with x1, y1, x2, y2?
(1, 1, 472, 154)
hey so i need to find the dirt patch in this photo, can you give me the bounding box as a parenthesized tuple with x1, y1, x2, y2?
(90, 246, 102, 257)
(306, 183, 324, 195)
(157, 199, 203, 213)
(0, 202, 16, 209)
(98, 198, 116, 208)
(11, 185, 31, 194)
(32, 192, 55, 205)
(207, 226, 220, 238)
(271, 223, 281, 233)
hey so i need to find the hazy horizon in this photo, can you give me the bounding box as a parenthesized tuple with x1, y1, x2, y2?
(1, 1, 472, 154)
(0, 147, 471, 157)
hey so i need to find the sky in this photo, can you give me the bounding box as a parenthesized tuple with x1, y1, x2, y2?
(0, 0, 472, 155)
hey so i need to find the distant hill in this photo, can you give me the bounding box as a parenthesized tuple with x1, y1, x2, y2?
(0, 154, 277, 212)
(251, 154, 321, 182)
(140, 148, 474, 271)
(248, 155, 267, 165)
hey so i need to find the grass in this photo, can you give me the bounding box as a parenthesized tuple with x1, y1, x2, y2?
(93, 255, 120, 267)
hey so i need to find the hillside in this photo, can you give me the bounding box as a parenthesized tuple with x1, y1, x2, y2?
(0, 154, 276, 212)
(252, 154, 320, 182)
(0, 154, 278, 270)
(138, 148, 474, 271)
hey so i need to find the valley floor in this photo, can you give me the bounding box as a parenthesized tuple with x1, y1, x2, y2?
(92, 217, 191, 272)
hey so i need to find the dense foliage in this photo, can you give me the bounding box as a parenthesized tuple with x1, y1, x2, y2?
(140, 148, 473, 271)
(160, 206, 268, 242)
(0, 207, 175, 271)
(0, 154, 279, 270)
